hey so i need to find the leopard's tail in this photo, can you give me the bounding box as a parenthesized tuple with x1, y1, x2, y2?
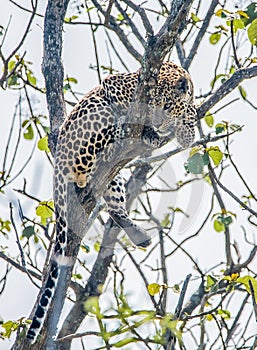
(27, 177, 67, 343)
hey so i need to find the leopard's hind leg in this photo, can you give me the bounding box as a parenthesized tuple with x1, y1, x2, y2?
(104, 174, 151, 247)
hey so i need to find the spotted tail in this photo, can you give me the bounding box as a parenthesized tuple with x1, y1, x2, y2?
(27, 177, 67, 343)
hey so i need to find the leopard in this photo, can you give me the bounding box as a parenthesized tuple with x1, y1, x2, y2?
(27, 61, 196, 343)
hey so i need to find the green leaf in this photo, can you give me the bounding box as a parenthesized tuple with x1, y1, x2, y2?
(172, 284, 180, 293)
(84, 296, 102, 317)
(207, 146, 223, 166)
(160, 318, 182, 345)
(242, 3, 257, 26)
(202, 152, 210, 166)
(116, 13, 124, 21)
(237, 10, 249, 19)
(229, 123, 242, 131)
(217, 309, 231, 319)
(222, 216, 233, 226)
(214, 219, 225, 232)
(1, 320, 20, 338)
(215, 9, 231, 18)
(64, 15, 78, 22)
(210, 73, 226, 88)
(0, 219, 11, 236)
(204, 174, 212, 185)
(22, 226, 35, 239)
(94, 241, 100, 252)
(36, 200, 54, 225)
(187, 153, 204, 174)
(37, 135, 50, 152)
(0, 25, 4, 36)
(215, 123, 226, 134)
(113, 338, 137, 347)
(238, 85, 247, 99)
(204, 113, 214, 127)
(231, 19, 245, 32)
(169, 206, 189, 217)
(81, 243, 90, 253)
(27, 71, 37, 86)
(191, 12, 201, 24)
(237, 276, 257, 302)
(72, 273, 82, 280)
(209, 32, 221, 44)
(7, 74, 19, 87)
(22, 120, 35, 140)
(248, 18, 257, 45)
(8, 60, 16, 72)
(189, 146, 202, 157)
(64, 76, 78, 84)
(206, 275, 217, 291)
(86, 6, 95, 12)
(206, 314, 213, 321)
(147, 283, 161, 296)
(161, 213, 170, 228)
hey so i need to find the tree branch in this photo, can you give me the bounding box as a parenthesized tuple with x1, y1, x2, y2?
(42, 0, 70, 154)
(90, 0, 143, 62)
(183, 0, 219, 70)
(198, 66, 257, 118)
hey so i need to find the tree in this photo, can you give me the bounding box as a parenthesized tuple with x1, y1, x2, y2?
(0, 0, 257, 349)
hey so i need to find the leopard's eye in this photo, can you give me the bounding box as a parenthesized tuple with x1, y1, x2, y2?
(164, 103, 171, 110)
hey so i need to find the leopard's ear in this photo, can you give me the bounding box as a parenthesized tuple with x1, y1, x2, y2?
(177, 77, 187, 92)
(174, 76, 194, 102)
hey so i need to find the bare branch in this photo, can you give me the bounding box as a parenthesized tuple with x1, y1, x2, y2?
(183, 0, 219, 70)
(9, 0, 43, 18)
(0, 251, 41, 281)
(91, 0, 143, 62)
(230, 20, 241, 69)
(121, 0, 154, 35)
(9, 203, 40, 288)
(85, 1, 101, 84)
(114, 1, 145, 46)
(209, 166, 257, 218)
(175, 274, 192, 318)
(198, 66, 257, 118)
(249, 279, 257, 321)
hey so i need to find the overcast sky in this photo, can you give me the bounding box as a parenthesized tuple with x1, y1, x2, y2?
(0, 1, 257, 348)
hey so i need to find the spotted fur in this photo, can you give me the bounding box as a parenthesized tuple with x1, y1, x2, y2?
(27, 62, 196, 342)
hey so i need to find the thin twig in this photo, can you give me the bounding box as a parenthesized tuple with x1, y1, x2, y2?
(184, 0, 219, 70)
(175, 274, 192, 318)
(91, 0, 142, 62)
(0, 251, 41, 281)
(85, 1, 101, 84)
(7, 0, 38, 62)
(9, 203, 40, 288)
(230, 20, 241, 69)
(249, 279, 257, 321)
(114, 1, 145, 45)
(209, 166, 257, 218)
(57, 331, 101, 342)
(9, 0, 43, 17)
(104, 30, 130, 72)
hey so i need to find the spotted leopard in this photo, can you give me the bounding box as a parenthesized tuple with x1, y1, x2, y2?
(27, 61, 196, 342)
